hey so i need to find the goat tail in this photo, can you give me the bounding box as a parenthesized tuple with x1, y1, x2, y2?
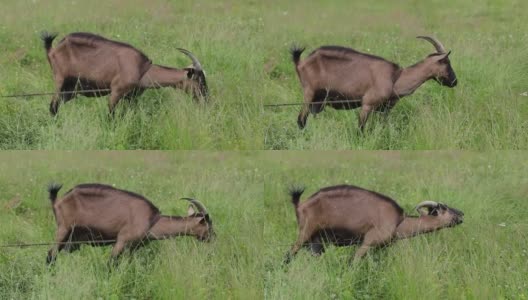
(290, 45, 305, 66)
(40, 31, 58, 53)
(47, 183, 63, 204)
(288, 185, 305, 222)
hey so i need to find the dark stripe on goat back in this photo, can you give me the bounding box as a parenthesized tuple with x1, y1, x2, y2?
(310, 184, 404, 214)
(60, 32, 150, 61)
(65, 183, 160, 214)
(311, 45, 400, 68)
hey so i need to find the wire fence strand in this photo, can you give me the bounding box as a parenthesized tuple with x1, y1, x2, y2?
(263, 99, 362, 108)
(0, 89, 112, 99)
(0, 239, 117, 248)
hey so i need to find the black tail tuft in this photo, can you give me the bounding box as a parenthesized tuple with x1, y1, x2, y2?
(290, 45, 305, 65)
(288, 185, 305, 207)
(47, 183, 63, 204)
(40, 31, 58, 52)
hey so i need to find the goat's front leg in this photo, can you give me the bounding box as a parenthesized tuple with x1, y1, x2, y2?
(358, 104, 374, 133)
(107, 87, 130, 116)
(351, 228, 393, 263)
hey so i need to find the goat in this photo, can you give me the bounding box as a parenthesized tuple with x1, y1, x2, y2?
(46, 183, 214, 264)
(284, 184, 464, 263)
(291, 36, 457, 130)
(40, 32, 208, 115)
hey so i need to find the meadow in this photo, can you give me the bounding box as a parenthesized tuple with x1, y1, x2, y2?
(0, 0, 527, 150)
(0, 152, 263, 299)
(263, 151, 528, 299)
(0, 151, 527, 299)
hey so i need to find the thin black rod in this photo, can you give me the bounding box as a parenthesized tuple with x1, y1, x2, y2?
(264, 99, 362, 108)
(0, 89, 111, 98)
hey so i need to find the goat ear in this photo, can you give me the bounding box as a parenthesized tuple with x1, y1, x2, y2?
(187, 205, 196, 216)
(437, 51, 451, 63)
(198, 214, 211, 225)
(429, 208, 439, 216)
(184, 68, 195, 79)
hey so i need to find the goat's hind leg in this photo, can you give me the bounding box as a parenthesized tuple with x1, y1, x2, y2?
(307, 236, 325, 257)
(46, 226, 70, 265)
(49, 77, 66, 116)
(297, 89, 315, 129)
(283, 224, 316, 265)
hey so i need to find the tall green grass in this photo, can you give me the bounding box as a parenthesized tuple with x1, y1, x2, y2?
(1, 0, 527, 149)
(0, 151, 526, 298)
(0, 152, 263, 299)
(263, 151, 528, 299)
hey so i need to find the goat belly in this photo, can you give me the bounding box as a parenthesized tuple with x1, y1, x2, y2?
(318, 228, 363, 246)
(70, 226, 117, 243)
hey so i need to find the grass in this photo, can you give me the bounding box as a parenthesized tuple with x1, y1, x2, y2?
(0, 152, 527, 299)
(263, 151, 528, 299)
(0, 152, 263, 299)
(1, 0, 527, 149)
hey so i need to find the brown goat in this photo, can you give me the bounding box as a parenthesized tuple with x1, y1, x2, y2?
(40, 32, 208, 115)
(284, 185, 464, 263)
(291, 36, 457, 130)
(46, 183, 214, 264)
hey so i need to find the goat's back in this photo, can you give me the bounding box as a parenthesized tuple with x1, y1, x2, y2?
(296, 46, 401, 99)
(48, 32, 152, 83)
(53, 184, 160, 235)
(298, 185, 404, 233)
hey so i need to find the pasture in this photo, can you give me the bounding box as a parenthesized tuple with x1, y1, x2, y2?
(0, 151, 527, 299)
(263, 151, 528, 299)
(0, 152, 263, 299)
(0, 1, 527, 149)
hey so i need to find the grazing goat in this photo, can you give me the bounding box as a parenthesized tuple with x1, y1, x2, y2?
(40, 32, 208, 115)
(284, 185, 463, 263)
(46, 183, 214, 264)
(291, 36, 457, 130)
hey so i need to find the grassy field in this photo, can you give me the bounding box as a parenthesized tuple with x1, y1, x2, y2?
(1, 1, 527, 150)
(263, 151, 528, 299)
(0, 151, 527, 299)
(0, 152, 263, 299)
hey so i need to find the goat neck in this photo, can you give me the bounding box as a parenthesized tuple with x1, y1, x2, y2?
(394, 215, 446, 239)
(147, 215, 199, 240)
(392, 61, 432, 97)
(139, 65, 187, 88)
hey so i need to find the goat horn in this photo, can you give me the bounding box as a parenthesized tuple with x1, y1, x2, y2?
(415, 200, 439, 214)
(180, 197, 209, 215)
(177, 48, 204, 72)
(416, 36, 447, 54)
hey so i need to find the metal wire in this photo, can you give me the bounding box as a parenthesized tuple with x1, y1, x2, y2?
(263, 99, 362, 108)
(0, 89, 111, 98)
(1, 223, 525, 249)
(0, 239, 117, 248)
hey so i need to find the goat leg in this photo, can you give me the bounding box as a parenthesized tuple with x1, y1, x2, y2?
(107, 86, 131, 115)
(46, 226, 70, 264)
(307, 236, 325, 256)
(49, 78, 65, 116)
(297, 89, 315, 129)
(358, 104, 374, 132)
(352, 228, 393, 262)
